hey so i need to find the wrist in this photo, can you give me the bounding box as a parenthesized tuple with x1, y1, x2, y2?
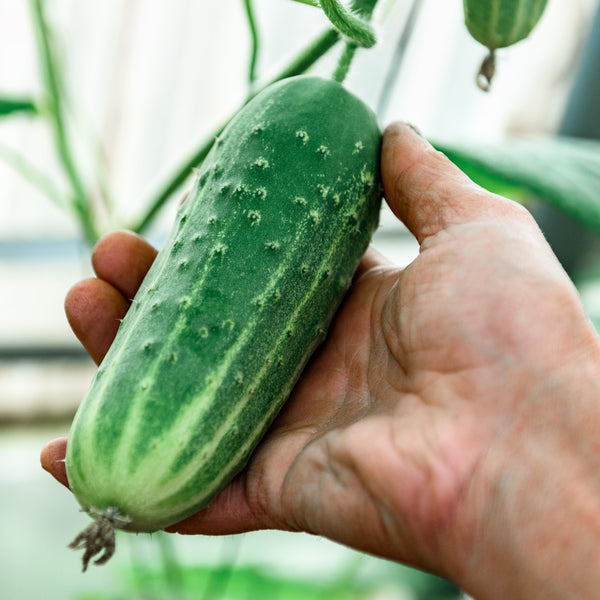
(453, 354, 600, 599)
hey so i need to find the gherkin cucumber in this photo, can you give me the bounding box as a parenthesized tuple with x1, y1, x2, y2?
(463, 0, 549, 90)
(65, 75, 382, 570)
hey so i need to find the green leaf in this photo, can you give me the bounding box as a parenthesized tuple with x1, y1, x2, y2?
(0, 96, 37, 117)
(433, 136, 600, 234)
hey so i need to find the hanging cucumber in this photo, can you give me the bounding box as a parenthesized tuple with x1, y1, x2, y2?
(65, 75, 382, 571)
(463, 0, 550, 90)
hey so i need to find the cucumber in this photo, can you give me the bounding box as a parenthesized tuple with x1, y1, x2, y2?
(463, 0, 549, 90)
(464, 0, 549, 50)
(65, 75, 382, 570)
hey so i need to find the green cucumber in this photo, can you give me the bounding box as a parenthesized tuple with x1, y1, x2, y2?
(66, 75, 382, 571)
(463, 0, 549, 90)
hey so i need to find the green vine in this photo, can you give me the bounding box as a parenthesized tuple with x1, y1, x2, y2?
(243, 0, 260, 85)
(333, 42, 358, 83)
(348, 0, 380, 16)
(329, 0, 381, 83)
(29, 0, 98, 244)
(320, 0, 377, 48)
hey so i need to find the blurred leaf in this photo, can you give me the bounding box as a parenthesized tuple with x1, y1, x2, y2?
(75, 560, 464, 600)
(433, 136, 600, 234)
(0, 96, 38, 117)
(114, 562, 372, 600)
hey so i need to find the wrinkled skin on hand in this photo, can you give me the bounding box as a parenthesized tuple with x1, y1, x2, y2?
(42, 123, 600, 599)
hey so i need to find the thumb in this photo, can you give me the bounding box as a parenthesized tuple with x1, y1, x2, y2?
(381, 122, 522, 244)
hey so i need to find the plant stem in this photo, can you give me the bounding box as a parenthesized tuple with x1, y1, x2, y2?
(333, 41, 358, 82)
(320, 0, 377, 48)
(243, 0, 260, 85)
(331, 0, 382, 84)
(132, 27, 341, 235)
(350, 0, 381, 16)
(29, 0, 98, 244)
(262, 26, 340, 84)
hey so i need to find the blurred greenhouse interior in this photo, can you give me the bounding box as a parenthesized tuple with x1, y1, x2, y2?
(1, 0, 600, 598)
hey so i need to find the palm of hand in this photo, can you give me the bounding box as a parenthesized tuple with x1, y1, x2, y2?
(215, 208, 578, 576)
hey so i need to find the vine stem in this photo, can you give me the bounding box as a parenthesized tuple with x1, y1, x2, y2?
(243, 0, 260, 85)
(331, 0, 381, 84)
(333, 42, 358, 83)
(131, 27, 341, 235)
(320, 0, 377, 48)
(29, 0, 98, 244)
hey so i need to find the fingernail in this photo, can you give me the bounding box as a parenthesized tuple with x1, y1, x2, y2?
(405, 121, 424, 137)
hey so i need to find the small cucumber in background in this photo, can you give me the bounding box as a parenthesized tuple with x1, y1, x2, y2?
(66, 75, 382, 571)
(463, 0, 550, 90)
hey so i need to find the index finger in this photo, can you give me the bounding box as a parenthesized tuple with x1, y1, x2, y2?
(41, 437, 69, 489)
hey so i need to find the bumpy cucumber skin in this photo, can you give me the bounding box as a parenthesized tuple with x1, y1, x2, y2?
(66, 75, 382, 533)
(464, 0, 549, 49)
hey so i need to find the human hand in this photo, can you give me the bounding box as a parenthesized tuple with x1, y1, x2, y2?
(42, 123, 600, 599)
